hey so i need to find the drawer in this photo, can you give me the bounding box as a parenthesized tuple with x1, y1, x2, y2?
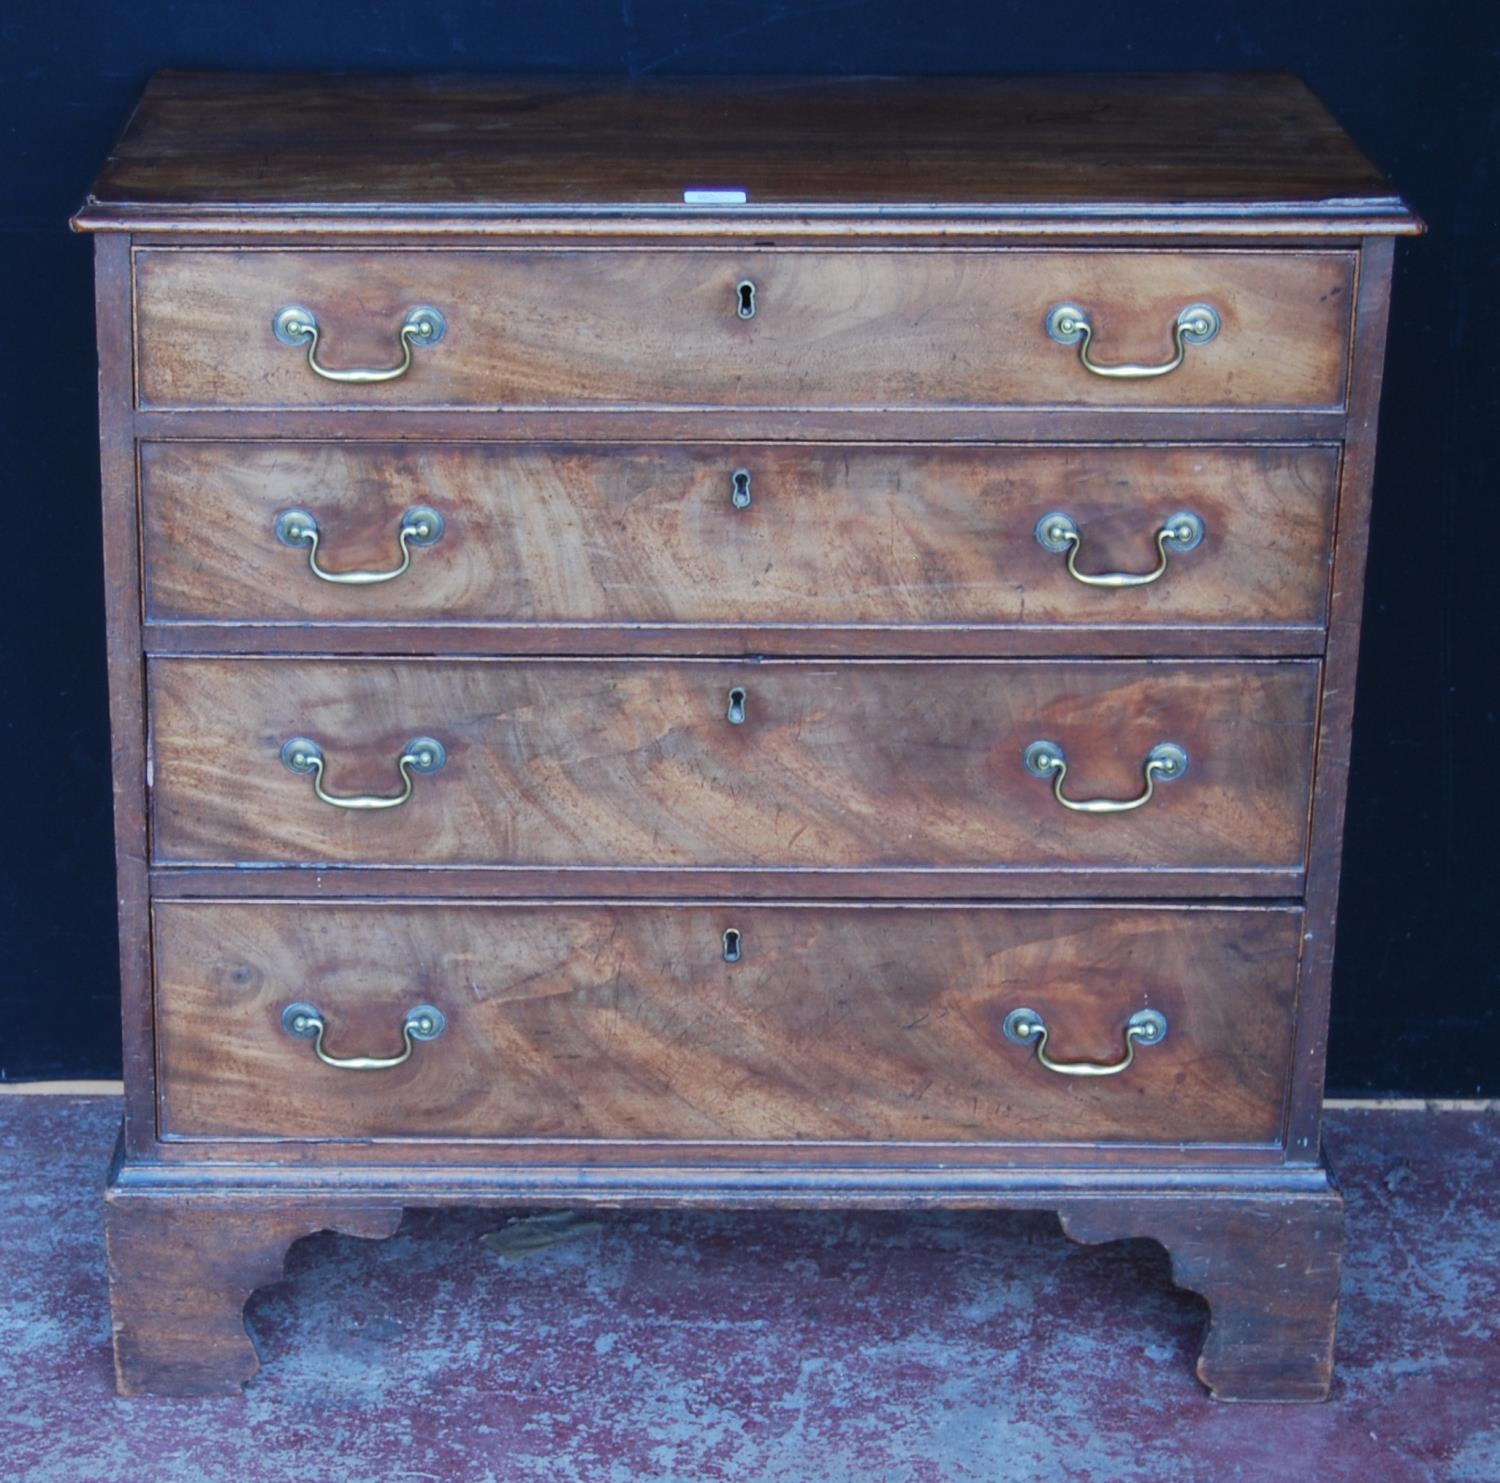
(148, 657, 1318, 875)
(132, 248, 1354, 411)
(152, 900, 1301, 1145)
(142, 441, 1339, 634)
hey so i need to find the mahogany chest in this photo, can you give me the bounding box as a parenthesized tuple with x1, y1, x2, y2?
(75, 72, 1419, 1398)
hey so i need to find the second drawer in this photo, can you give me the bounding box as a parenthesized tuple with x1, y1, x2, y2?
(149, 657, 1319, 875)
(141, 441, 1339, 636)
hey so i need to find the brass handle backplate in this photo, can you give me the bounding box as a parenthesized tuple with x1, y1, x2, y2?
(1035, 510, 1204, 588)
(280, 735, 447, 810)
(281, 1002, 446, 1071)
(273, 304, 447, 383)
(1003, 1006, 1167, 1077)
(1024, 739, 1187, 814)
(275, 505, 444, 585)
(1045, 302, 1220, 379)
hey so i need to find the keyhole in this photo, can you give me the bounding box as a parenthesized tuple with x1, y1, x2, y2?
(726, 686, 747, 725)
(722, 928, 742, 963)
(731, 468, 752, 509)
(736, 280, 756, 319)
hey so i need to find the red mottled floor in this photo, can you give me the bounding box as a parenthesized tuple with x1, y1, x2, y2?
(2, 1100, 1495, 1482)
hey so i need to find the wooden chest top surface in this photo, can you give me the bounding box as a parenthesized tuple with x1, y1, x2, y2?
(73, 71, 1419, 233)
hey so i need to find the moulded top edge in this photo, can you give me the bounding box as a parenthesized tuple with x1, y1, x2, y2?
(70, 198, 1425, 235)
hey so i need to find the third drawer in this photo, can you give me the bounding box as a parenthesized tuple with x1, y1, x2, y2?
(149, 656, 1319, 879)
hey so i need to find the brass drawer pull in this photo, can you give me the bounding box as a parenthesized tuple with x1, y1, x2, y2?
(1003, 1007, 1167, 1077)
(274, 505, 444, 585)
(1035, 510, 1204, 588)
(273, 304, 447, 383)
(1023, 739, 1187, 814)
(280, 735, 447, 810)
(281, 1001, 446, 1071)
(1045, 302, 1220, 379)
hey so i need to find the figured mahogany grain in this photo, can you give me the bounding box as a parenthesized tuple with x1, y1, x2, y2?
(132, 247, 1354, 411)
(152, 900, 1300, 1144)
(141, 441, 1339, 633)
(146, 657, 1319, 873)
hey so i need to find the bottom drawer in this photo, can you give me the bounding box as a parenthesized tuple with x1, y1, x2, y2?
(153, 901, 1300, 1146)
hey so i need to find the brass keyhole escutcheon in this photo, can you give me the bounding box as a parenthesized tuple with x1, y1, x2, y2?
(731, 468, 752, 509)
(722, 928, 743, 963)
(726, 686, 748, 725)
(736, 280, 757, 319)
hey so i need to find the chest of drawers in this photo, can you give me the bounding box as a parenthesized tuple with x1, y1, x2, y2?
(76, 72, 1419, 1399)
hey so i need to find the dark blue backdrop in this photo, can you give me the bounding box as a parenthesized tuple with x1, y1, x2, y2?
(2, 1, 1494, 1091)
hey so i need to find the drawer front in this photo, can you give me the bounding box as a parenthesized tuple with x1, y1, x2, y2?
(153, 900, 1300, 1145)
(148, 657, 1318, 872)
(142, 441, 1338, 632)
(133, 248, 1353, 410)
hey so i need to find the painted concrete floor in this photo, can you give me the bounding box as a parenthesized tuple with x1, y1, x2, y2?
(1, 1100, 1494, 1482)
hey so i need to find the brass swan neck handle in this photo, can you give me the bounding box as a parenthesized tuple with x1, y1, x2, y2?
(1003, 1007, 1168, 1077)
(1023, 740, 1188, 814)
(281, 1002, 446, 1071)
(273, 304, 446, 384)
(280, 736, 447, 811)
(1046, 302, 1220, 379)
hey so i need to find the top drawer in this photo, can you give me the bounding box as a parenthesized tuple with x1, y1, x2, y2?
(132, 248, 1355, 412)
